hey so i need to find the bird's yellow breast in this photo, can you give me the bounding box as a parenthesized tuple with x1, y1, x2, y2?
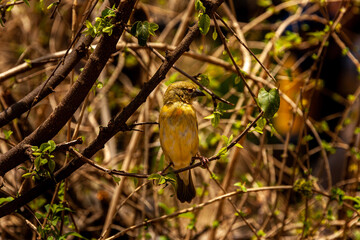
(159, 101, 199, 169)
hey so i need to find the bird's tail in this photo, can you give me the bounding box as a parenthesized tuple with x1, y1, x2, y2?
(176, 170, 196, 203)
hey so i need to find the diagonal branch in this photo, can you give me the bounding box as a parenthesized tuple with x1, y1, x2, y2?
(0, 0, 226, 218)
(0, 0, 136, 176)
(0, 0, 110, 128)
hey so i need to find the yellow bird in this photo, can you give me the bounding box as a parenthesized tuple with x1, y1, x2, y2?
(159, 81, 205, 203)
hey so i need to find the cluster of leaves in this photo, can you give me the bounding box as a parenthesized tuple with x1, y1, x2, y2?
(195, 0, 210, 35)
(130, 21, 159, 46)
(83, 6, 117, 37)
(148, 172, 176, 187)
(204, 104, 224, 128)
(217, 134, 243, 160)
(331, 187, 360, 210)
(234, 181, 248, 192)
(35, 202, 86, 240)
(293, 178, 314, 198)
(272, 31, 302, 57)
(22, 140, 57, 180)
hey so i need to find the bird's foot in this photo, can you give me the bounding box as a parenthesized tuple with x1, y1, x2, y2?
(199, 156, 209, 168)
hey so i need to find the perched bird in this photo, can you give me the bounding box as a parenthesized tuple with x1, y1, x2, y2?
(159, 81, 205, 203)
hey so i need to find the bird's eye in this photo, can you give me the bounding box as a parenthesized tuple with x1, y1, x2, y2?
(187, 88, 194, 93)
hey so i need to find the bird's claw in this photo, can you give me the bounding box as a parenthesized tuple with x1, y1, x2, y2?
(199, 156, 209, 168)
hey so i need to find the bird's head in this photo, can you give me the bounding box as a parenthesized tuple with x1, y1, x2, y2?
(163, 81, 205, 104)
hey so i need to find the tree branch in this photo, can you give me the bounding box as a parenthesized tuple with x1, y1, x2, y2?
(0, 0, 112, 128)
(0, 0, 136, 176)
(0, 0, 225, 218)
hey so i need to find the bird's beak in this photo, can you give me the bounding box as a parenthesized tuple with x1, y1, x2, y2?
(193, 89, 206, 98)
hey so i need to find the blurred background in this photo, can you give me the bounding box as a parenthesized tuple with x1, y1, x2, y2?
(0, 0, 359, 239)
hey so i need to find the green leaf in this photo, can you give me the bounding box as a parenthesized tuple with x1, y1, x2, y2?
(179, 212, 195, 219)
(131, 21, 140, 36)
(321, 140, 336, 154)
(6, 5, 14, 11)
(355, 127, 360, 134)
(211, 112, 221, 128)
(254, 117, 266, 134)
(23, 0, 30, 7)
(158, 176, 166, 185)
(0, 196, 14, 205)
(39, 142, 48, 152)
(31, 146, 38, 152)
(165, 73, 178, 86)
(158, 202, 175, 214)
(235, 143, 243, 149)
(24, 59, 32, 68)
(18, 166, 28, 171)
(228, 134, 233, 144)
(258, 88, 280, 119)
(47, 2, 58, 10)
(112, 175, 121, 184)
(234, 76, 241, 85)
(343, 196, 360, 210)
(137, 22, 150, 46)
(223, 134, 229, 143)
(101, 7, 116, 18)
(217, 147, 227, 156)
(195, 0, 206, 12)
(302, 134, 313, 144)
(206, 108, 224, 128)
(212, 220, 219, 228)
(48, 140, 56, 153)
(212, 28, 218, 40)
(199, 74, 210, 87)
(204, 113, 215, 120)
(3, 130, 13, 140)
(22, 172, 33, 178)
(234, 182, 247, 192)
(347, 94, 355, 102)
(48, 159, 55, 173)
(199, 13, 210, 35)
(211, 173, 219, 180)
(342, 47, 349, 56)
(83, 20, 96, 37)
(257, 230, 266, 237)
(148, 173, 161, 181)
(35, 157, 41, 170)
(331, 187, 345, 204)
(149, 22, 159, 36)
(269, 123, 278, 136)
(102, 26, 114, 36)
(257, 0, 272, 7)
(40, 158, 48, 166)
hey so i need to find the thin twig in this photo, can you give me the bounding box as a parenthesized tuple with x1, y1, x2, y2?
(105, 185, 293, 239)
